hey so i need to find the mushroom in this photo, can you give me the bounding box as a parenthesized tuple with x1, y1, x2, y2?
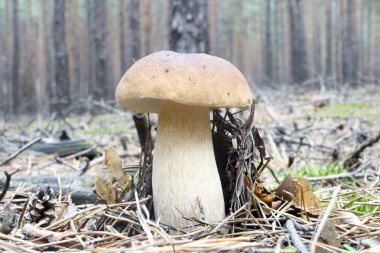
(116, 51, 252, 229)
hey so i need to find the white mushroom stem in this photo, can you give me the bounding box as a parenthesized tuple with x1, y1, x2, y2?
(153, 101, 225, 229)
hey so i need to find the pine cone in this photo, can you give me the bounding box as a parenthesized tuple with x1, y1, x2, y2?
(25, 186, 57, 226)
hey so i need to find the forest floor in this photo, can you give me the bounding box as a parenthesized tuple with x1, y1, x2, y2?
(0, 84, 379, 252)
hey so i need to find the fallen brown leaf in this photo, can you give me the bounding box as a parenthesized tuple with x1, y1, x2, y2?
(92, 175, 115, 204)
(294, 176, 321, 216)
(274, 174, 321, 216)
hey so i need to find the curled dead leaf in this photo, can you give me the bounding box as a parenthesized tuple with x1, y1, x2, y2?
(244, 175, 274, 205)
(92, 176, 115, 204)
(294, 176, 321, 216)
(104, 146, 132, 194)
(274, 174, 321, 216)
(254, 183, 274, 204)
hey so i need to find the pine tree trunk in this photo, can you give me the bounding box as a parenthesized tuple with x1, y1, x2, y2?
(66, 1, 81, 99)
(288, 0, 309, 84)
(23, 0, 36, 114)
(273, 0, 285, 84)
(11, 0, 20, 114)
(325, 0, 333, 79)
(129, 0, 140, 60)
(169, 0, 209, 53)
(142, 0, 152, 56)
(263, 0, 272, 84)
(342, 0, 358, 86)
(53, 0, 70, 112)
(42, 0, 54, 113)
(119, 0, 127, 73)
(0, 3, 4, 118)
(312, 0, 321, 76)
(94, 0, 109, 100)
(86, 0, 95, 100)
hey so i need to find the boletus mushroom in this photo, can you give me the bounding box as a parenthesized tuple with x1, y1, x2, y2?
(116, 51, 252, 229)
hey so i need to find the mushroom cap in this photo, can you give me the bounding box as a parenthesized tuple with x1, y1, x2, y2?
(116, 51, 253, 113)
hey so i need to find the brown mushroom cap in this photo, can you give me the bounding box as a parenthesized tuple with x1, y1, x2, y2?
(116, 51, 253, 113)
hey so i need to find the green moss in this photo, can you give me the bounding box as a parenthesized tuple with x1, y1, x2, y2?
(343, 244, 359, 253)
(22, 123, 39, 133)
(338, 193, 380, 216)
(292, 165, 343, 178)
(80, 124, 125, 135)
(91, 114, 121, 123)
(315, 101, 379, 119)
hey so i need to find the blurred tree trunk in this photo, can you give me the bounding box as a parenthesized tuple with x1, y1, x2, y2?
(0, 3, 4, 117)
(142, 0, 152, 56)
(288, 0, 309, 84)
(119, 0, 127, 73)
(36, 0, 45, 114)
(215, 0, 224, 57)
(273, 1, 286, 84)
(342, 0, 358, 86)
(169, 0, 209, 53)
(11, 0, 20, 114)
(234, 0, 244, 71)
(325, 0, 333, 79)
(66, 1, 80, 99)
(129, 0, 141, 60)
(21, 0, 35, 114)
(53, 0, 70, 112)
(263, 0, 272, 84)
(94, 0, 110, 100)
(312, 0, 321, 76)
(375, 3, 380, 81)
(366, 0, 373, 79)
(43, 0, 54, 113)
(359, 0, 371, 80)
(86, 0, 95, 100)
(208, 0, 217, 55)
(225, 0, 233, 59)
(333, 0, 342, 83)
(2, 1, 12, 115)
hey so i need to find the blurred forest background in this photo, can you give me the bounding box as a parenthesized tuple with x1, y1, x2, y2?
(0, 0, 379, 118)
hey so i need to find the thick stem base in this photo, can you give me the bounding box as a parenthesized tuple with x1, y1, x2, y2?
(153, 101, 225, 229)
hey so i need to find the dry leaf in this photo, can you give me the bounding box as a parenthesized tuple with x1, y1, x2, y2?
(315, 219, 342, 253)
(92, 175, 115, 204)
(93, 146, 132, 203)
(104, 146, 131, 192)
(274, 175, 321, 215)
(244, 176, 274, 204)
(273, 174, 297, 202)
(294, 176, 321, 215)
(254, 183, 274, 204)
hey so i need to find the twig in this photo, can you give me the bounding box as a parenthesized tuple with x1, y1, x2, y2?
(133, 113, 153, 149)
(291, 220, 315, 232)
(307, 153, 380, 182)
(55, 157, 79, 172)
(18, 199, 29, 229)
(310, 186, 341, 253)
(286, 219, 308, 253)
(0, 137, 41, 166)
(22, 224, 66, 242)
(0, 169, 20, 201)
(342, 131, 380, 168)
